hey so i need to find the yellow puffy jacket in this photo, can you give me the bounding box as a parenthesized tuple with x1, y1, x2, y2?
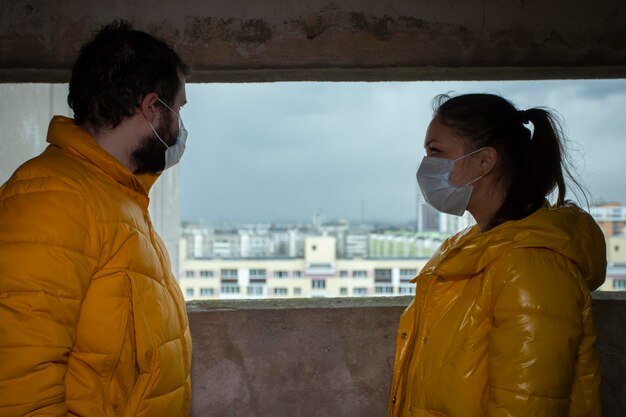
(0, 116, 192, 417)
(388, 204, 605, 417)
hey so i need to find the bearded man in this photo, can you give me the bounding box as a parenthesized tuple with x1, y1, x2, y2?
(0, 21, 192, 417)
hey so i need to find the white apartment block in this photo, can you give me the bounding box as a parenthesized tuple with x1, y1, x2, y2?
(179, 236, 429, 300)
(345, 233, 369, 258)
(369, 233, 443, 258)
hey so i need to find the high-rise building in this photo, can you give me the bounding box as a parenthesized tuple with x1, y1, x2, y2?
(416, 187, 440, 232)
(416, 187, 475, 234)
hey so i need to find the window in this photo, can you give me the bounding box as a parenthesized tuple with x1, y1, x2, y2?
(250, 269, 267, 278)
(375, 285, 394, 294)
(309, 263, 332, 269)
(353, 287, 368, 296)
(249, 268, 267, 284)
(312, 279, 326, 289)
(375, 269, 392, 283)
(247, 286, 264, 296)
(273, 270, 289, 278)
(9, 81, 626, 300)
(339, 270, 349, 277)
(273, 287, 288, 296)
(294, 287, 302, 296)
(399, 269, 417, 281)
(185, 288, 194, 297)
(399, 286, 415, 295)
(613, 279, 626, 289)
(221, 285, 240, 294)
(200, 270, 213, 278)
(340, 287, 348, 296)
(200, 288, 214, 296)
(221, 269, 238, 279)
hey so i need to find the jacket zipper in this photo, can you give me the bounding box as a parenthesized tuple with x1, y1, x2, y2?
(392, 275, 436, 417)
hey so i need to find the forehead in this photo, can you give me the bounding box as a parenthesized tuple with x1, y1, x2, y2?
(424, 117, 465, 148)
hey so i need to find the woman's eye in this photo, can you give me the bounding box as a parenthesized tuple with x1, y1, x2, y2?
(428, 148, 440, 156)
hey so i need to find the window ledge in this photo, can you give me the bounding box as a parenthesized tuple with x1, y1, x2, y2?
(186, 295, 413, 312)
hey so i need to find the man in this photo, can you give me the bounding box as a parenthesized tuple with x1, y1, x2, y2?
(0, 21, 192, 416)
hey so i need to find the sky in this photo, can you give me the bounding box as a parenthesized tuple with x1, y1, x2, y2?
(180, 80, 626, 224)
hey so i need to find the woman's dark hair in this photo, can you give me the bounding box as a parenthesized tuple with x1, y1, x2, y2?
(68, 20, 188, 131)
(433, 93, 583, 230)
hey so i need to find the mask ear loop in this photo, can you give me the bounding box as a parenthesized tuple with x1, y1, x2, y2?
(156, 96, 185, 141)
(147, 121, 169, 149)
(453, 147, 487, 187)
(157, 97, 182, 120)
(452, 146, 486, 162)
(463, 174, 484, 187)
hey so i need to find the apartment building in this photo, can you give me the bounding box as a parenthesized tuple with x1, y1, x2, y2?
(597, 236, 626, 291)
(590, 202, 626, 237)
(179, 236, 428, 300)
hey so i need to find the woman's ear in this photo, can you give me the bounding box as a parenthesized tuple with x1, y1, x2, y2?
(138, 92, 160, 122)
(479, 147, 498, 176)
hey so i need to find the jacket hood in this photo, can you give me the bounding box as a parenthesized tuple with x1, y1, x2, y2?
(418, 203, 606, 291)
(46, 116, 160, 195)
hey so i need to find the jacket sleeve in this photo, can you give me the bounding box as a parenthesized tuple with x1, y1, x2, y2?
(487, 248, 592, 417)
(0, 179, 96, 417)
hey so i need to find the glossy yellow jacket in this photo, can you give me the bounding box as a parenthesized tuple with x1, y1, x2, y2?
(388, 204, 605, 417)
(0, 116, 192, 416)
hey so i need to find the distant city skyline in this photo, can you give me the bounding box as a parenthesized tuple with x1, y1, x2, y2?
(177, 80, 626, 223)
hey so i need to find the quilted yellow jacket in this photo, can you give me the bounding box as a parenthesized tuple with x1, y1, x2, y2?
(388, 204, 605, 417)
(0, 116, 192, 417)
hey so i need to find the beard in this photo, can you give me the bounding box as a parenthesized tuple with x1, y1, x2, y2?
(132, 110, 176, 174)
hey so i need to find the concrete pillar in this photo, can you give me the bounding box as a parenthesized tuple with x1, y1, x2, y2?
(0, 84, 69, 185)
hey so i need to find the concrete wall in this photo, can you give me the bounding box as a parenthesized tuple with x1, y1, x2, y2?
(188, 293, 626, 417)
(2, 0, 626, 82)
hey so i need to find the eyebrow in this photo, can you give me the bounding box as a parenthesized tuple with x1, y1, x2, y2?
(424, 139, 440, 148)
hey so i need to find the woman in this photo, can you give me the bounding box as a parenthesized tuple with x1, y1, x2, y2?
(388, 93, 606, 417)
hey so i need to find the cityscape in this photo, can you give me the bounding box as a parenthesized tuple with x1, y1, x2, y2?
(178, 199, 626, 301)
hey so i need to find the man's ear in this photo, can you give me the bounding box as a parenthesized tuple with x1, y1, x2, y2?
(479, 147, 498, 176)
(138, 93, 160, 122)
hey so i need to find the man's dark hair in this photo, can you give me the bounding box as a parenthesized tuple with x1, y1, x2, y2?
(68, 20, 188, 131)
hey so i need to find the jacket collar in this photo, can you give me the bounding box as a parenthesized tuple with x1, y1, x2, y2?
(414, 203, 606, 291)
(46, 116, 160, 196)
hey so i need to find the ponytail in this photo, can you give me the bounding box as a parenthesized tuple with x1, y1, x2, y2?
(521, 108, 567, 206)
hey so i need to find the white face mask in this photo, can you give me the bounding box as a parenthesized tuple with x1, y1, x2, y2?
(147, 98, 188, 171)
(415, 147, 484, 216)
